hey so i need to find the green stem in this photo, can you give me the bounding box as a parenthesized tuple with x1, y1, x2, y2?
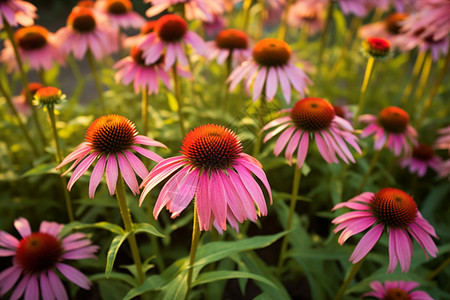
(256, 0, 264, 40)
(252, 91, 266, 157)
(185, 200, 201, 300)
(334, 258, 365, 300)
(400, 51, 426, 105)
(317, 1, 334, 78)
(0, 80, 39, 157)
(242, 0, 252, 33)
(172, 64, 186, 137)
(427, 255, 450, 280)
(416, 45, 450, 128)
(115, 174, 145, 284)
(38, 69, 47, 86)
(411, 52, 433, 116)
(356, 149, 381, 194)
(47, 107, 74, 222)
(276, 165, 302, 276)
(142, 88, 148, 136)
(354, 56, 375, 125)
(86, 50, 106, 112)
(223, 51, 233, 113)
(3, 18, 47, 149)
(278, 0, 294, 40)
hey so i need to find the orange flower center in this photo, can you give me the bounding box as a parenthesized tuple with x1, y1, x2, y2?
(215, 29, 248, 50)
(371, 188, 417, 228)
(106, 0, 132, 14)
(290, 98, 335, 131)
(385, 13, 408, 35)
(22, 82, 44, 98)
(16, 232, 63, 273)
(76, 0, 95, 8)
(15, 25, 48, 50)
(412, 143, 434, 161)
(85, 114, 137, 154)
(253, 38, 291, 66)
(363, 37, 390, 57)
(35, 87, 62, 105)
(181, 124, 243, 170)
(155, 14, 187, 42)
(383, 288, 411, 300)
(140, 20, 156, 35)
(378, 106, 409, 134)
(68, 7, 97, 33)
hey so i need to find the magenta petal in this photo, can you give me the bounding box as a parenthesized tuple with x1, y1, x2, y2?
(237, 157, 272, 204)
(117, 153, 139, 195)
(228, 170, 258, 222)
(276, 66, 291, 104)
(168, 168, 199, 218)
(395, 228, 413, 273)
(209, 171, 227, 230)
(57, 143, 90, 169)
(234, 165, 267, 215)
(408, 223, 438, 258)
(61, 246, 99, 260)
(285, 129, 301, 165)
(88, 155, 106, 199)
(252, 67, 267, 102)
(196, 172, 212, 231)
(124, 150, 148, 180)
(388, 228, 399, 273)
(67, 152, 98, 191)
(40, 272, 55, 300)
(350, 223, 383, 263)
(0, 249, 16, 256)
(10, 273, 30, 300)
(0, 266, 22, 295)
(274, 126, 295, 156)
(47, 270, 68, 300)
(0, 231, 19, 249)
(338, 216, 377, 245)
(134, 135, 167, 149)
(39, 221, 63, 237)
(314, 132, 333, 163)
(296, 131, 309, 168)
(332, 211, 373, 224)
(220, 173, 246, 223)
(14, 217, 31, 238)
(261, 115, 292, 132)
(24, 274, 39, 300)
(106, 155, 119, 196)
(131, 145, 163, 162)
(56, 263, 91, 290)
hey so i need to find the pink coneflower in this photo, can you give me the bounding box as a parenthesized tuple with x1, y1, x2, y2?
(140, 14, 205, 70)
(287, 0, 326, 36)
(359, 106, 418, 156)
(11, 82, 43, 117)
(95, 0, 145, 29)
(207, 29, 251, 65)
(0, 217, 98, 299)
(139, 124, 272, 233)
(144, 0, 224, 22)
(363, 280, 433, 299)
(124, 20, 156, 48)
(333, 103, 353, 122)
(399, 143, 441, 177)
(404, 27, 449, 61)
(57, 114, 166, 198)
(337, 0, 374, 18)
(56, 6, 118, 60)
(262, 97, 361, 168)
(435, 125, 450, 153)
(1, 25, 64, 72)
(332, 188, 438, 273)
(0, 0, 36, 28)
(203, 13, 226, 38)
(227, 38, 311, 104)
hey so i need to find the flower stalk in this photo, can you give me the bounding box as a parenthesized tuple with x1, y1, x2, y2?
(252, 90, 266, 157)
(354, 56, 375, 124)
(172, 64, 186, 137)
(86, 49, 106, 112)
(334, 258, 365, 300)
(141, 87, 149, 136)
(278, 0, 294, 40)
(317, 1, 334, 77)
(400, 51, 426, 105)
(410, 52, 433, 116)
(223, 50, 233, 113)
(185, 199, 201, 300)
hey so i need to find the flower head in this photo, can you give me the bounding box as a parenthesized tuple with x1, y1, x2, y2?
(11, 82, 43, 117)
(57, 114, 166, 198)
(0, 0, 36, 28)
(139, 124, 272, 233)
(124, 20, 156, 48)
(140, 14, 205, 70)
(287, 0, 326, 36)
(207, 28, 251, 65)
(362, 37, 391, 59)
(1, 25, 64, 72)
(227, 38, 311, 104)
(262, 97, 361, 168)
(399, 143, 441, 177)
(56, 6, 118, 60)
(144, 0, 224, 22)
(360, 106, 417, 156)
(337, 0, 375, 18)
(435, 125, 450, 153)
(0, 217, 98, 299)
(33, 86, 66, 109)
(363, 280, 433, 300)
(332, 188, 438, 273)
(95, 0, 145, 29)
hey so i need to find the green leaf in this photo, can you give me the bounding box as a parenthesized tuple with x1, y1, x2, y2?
(193, 270, 277, 288)
(134, 222, 165, 238)
(89, 272, 137, 287)
(105, 232, 131, 278)
(122, 275, 166, 300)
(61, 221, 125, 236)
(163, 270, 188, 300)
(22, 163, 58, 177)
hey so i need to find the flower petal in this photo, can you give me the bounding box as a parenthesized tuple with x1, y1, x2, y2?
(350, 223, 383, 263)
(56, 263, 91, 290)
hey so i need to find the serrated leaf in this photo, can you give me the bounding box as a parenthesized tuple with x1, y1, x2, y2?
(134, 222, 165, 238)
(106, 232, 131, 278)
(193, 270, 277, 289)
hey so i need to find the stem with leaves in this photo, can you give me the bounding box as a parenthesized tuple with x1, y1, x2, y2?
(185, 199, 201, 300)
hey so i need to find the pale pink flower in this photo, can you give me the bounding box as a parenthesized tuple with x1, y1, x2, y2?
(438, 159, 450, 180)
(203, 13, 226, 38)
(144, 0, 224, 22)
(124, 20, 156, 49)
(1, 25, 65, 72)
(262, 97, 361, 168)
(56, 6, 118, 60)
(140, 14, 205, 70)
(287, 0, 326, 36)
(0, 217, 98, 299)
(57, 114, 166, 198)
(114, 45, 191, 94)
(0, 0, 36, 28)
(139, 124, 272, 233)
(434, 125, 450, 153)
(95, 0, 145, 29)
(359, 106, 418, 156)
(227, 38, 311, 104)
(399, 143, 441, 177)
(363, 280, 433, 300)
(337, 0, 374, 17)
(332, 188, 438, 273)
(207, 28, 251, 65)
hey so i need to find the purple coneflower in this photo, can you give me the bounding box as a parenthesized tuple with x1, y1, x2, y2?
(363, 280, 433, 300)
(227, 38, 311, 104)
(360, 106, 417, 156)
(207, 28, 251, 65)
(434, 125, 450, 153)
(399, 143, 441, 177)
(337, 0, 375, 18)
(140, 14, 205, 70)
(1, 25, 64, 72)
(332, 103, 353, 123)
(0, 0, 36, 28)
(57, 114, 166, 198)
(287, 0, 326, 36)
(124, 20, 156, 48)
(262, 97, 361, 168)
(139, 124, 272, 233)
(332, 188, 438, 273)
(11, 82, 43, 117)
(0, 217, 98, 299)
(95, 0, 145, 29)
(56, 6, 118, 60)
(144, 0, 224, 22)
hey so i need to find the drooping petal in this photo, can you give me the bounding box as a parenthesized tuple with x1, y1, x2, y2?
(237, 157, 272, 204)
(39, 221, 63, 237)
(124, 150, 148, 180)
(252, 67, 267, 102)
(47, 270, 68, 300)
(88, 155, 107, 199)
(350, 224, 384, 263)
(0, 231, 19, 249)
(10, 273, 30, 300)
(24, 274, 39, 300)
(56, 263, 91, 290)
(117, 152, 139, 195)
(337, 216, 377, 245)
(234, 165, 267, 215)
(196, 171, 212, 231)
(0, 266, 22, 295)
(167, 168, 199, 218)
(67, 153, 98, 191)
(209, 171, 227, 230)
(296, 131, 309, 168)
(265, 67, 278, 101)
(40, 271, 55, 300)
